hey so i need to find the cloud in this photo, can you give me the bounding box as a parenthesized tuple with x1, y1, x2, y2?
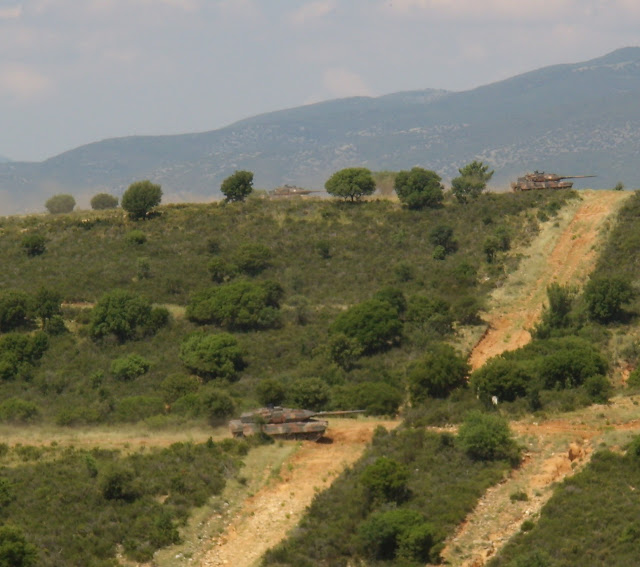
(0, 64, 52, 99)
(0, 5, 21, 19)
(323, 67, 372, 98)
(382, 0, 577, 21)
(288, 1, 335, 26)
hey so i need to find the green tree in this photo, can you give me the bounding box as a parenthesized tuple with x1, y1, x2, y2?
(325, 167, 376, 202)
(0, 290, 31, 332)
(179, 331, 245, 381)
(327, 332, 363, 370)
(160, 374, 200, 404)
(45, 193, 76, 214)
(483, 235, 500, 263)
(584, 277, 634, 323)
(451, 160, 494, 203)
(408, 344, 469, 402)
(405, 295, 453, 335)
(457, 411, 519, 462)
(201, 388, 236, 424)
(221, 170, 254, 202)
(90, 193, 119, 210)
(329, 299, 403, 354)
(533, 283, 575, 338)
(207, 257, 236, 283)
(394, 167, 444, 209)
(0, 525, 38, 567)
(89, 289, 153, 342)
(256, 378, 286, 406)
(21, 234, 46, 257)
(111, 354, 150, 381)
(33, 287, 62, 328)
(288, 377, 330, 410)
(121, 180, 162, 220)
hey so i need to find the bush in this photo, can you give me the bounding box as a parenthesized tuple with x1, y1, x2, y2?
(0, 290, 31, 332)
(0, 525, 38, 567)
(111, 354, 150, 381)
(125, 230, 147, 245)
(114, 396, 164, 423)
(234, 243, 272, 276)
(100, 466, 140, 502)
(21, 234, 46, 257)
(360, 457, 410, 505)
(90, 193, 119, 210)
(201, 388, 236, 425)
(186, 280, 283, 331)
(358, 509, 435, 562)
(584, 277, 634, 323)
(331, 382, 402, 415)
(429, 224, 457, 254)
(121, 180, 162, 219)
(329, 299, 402, 354)
(0, 398, 40, 423)
(179, 332, 245, 381)
(287, 377, 330, 410)
(45, 193, 75, 214)
(160, 374, 200, 404)
(89, 289, 153, 342)
(207, 257, 236, 283)
(256, 378, 287, 406)
(408, 344, 469, 402)
(457, 411, 519, 463)
(327, 332, 363, 370)
(406, 295, 453, 335)
(220, 170, 254, 202)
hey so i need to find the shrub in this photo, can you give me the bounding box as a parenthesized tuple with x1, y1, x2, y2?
(471, 357, 531, 404)
(0, 525, 38, 567)
(358, 509, 435, 562)
(21, 234, 46, 257)
(207, 257, 236, 283)
(406, 295, 453, 335)
(147, 306, 170, 333)
(329, 299, 402, 354)
(360, 457, 410, 505)
(0, 290, 31, 332)
(160, 374, 200, 404)
(584, 276, 634, 323)
(234, 243, 272, 276)
(373, 287, 407, 315)
(89, 289, 152, 342)
(33, 287, 62, 327)
(457, 411, 519, 462)
(200, 388, 236, 425)
(583, 374, 612, 404)
(100, 466, 140, 502)
(111, 354, 150, 381)
(220, 170, 254, 202)
(114, 396, 164, 423)
(179, 332, 245, 381)
(90, 193, 119, 210)
(45, 193, 75, 214)
(0, 398, 40, 423)
(450, 160, 494, 203)
(186, 280, 283, 331)
(429, 224, 457, 254)
(327, 332, 363, 370)
(331, 382, 402, 415)
(408, 344, 469, 402)
(121, 180, 162, 219)
(256, 378, 287, 406)
(125, 230, 147, 245)
(287, 377, 330, 410)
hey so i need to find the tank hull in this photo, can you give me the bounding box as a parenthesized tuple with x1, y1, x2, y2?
(229, 418, 327, 441)
(511, 180, 574, 191)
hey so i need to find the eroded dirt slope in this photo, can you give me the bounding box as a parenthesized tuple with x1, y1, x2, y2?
(470, 190, 629, 370)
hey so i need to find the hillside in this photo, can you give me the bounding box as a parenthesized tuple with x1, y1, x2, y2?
(2, 48, 640, 214)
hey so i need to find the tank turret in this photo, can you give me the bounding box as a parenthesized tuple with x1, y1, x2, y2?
(511, 171, 595, 191)
(229, 406, 365, 441)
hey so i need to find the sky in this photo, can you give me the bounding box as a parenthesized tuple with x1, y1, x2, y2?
(1, 0, 640, 162)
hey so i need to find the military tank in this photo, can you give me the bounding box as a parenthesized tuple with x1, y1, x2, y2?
(511, 172, 595, 191)
(228, 407, 364, 441)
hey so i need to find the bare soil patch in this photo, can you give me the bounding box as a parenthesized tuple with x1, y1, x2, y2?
(469, 190, 630, 370)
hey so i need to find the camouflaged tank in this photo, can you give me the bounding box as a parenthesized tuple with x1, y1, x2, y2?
(511, 172, 595, 191)
(229, 407, 364, 441)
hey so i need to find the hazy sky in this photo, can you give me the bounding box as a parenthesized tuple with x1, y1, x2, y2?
(1, 0, 639, 162)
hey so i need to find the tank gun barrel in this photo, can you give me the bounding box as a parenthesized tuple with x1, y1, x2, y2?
(561, 175, 596, 179)
(315, 410, 367, 416)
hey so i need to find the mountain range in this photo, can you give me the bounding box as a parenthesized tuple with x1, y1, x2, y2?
(2, 47, 640, 214)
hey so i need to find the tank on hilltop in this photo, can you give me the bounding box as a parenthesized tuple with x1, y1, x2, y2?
(229, 406, 364, 441)
(511, 172, 595, 191)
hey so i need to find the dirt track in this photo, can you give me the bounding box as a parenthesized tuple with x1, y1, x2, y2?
(199, 418, 398, 567)
(469, 190, 629, 370)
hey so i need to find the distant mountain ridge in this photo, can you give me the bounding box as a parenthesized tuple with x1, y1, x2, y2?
(1, 47, 640, 214)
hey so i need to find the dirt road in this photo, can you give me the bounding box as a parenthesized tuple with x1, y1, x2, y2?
(198, 418, 398, 567)
(469, 190, 630, 370)
(442, 190, 633, 566)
